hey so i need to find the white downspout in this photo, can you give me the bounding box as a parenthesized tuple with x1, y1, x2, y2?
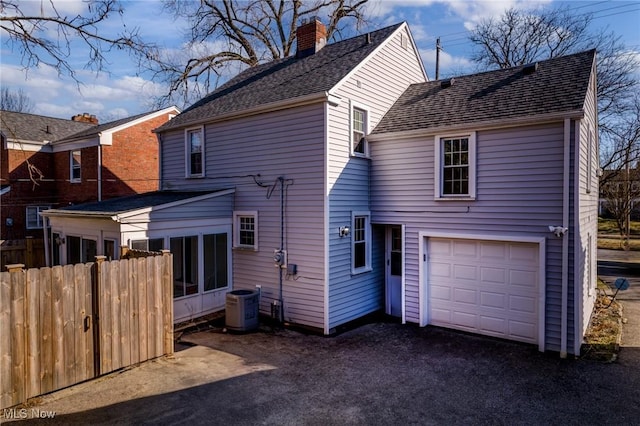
(561, 118, 571, 358)
(573, 119, 583, 356)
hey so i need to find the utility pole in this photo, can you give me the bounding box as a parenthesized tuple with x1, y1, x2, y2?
(435, 38, 441, 80)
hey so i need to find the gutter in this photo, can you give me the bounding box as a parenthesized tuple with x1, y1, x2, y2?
(367, 110, 586, 142)
(155, 91, 341, 133)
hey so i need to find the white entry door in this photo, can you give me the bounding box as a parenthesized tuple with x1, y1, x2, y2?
(427, 237, 540, 344)
(386, 226, 402, 317)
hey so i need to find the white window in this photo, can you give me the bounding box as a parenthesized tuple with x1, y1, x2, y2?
(233, 211, 258, 250)
(66, 236, 97, 264)
(185, 127, 204, 177)
(352, 211, 371, 274)
(351, 102, 369, 157)
(434, 133, 477, 200)
(70, 150, 81, 183)
(26, 205, 49, 229)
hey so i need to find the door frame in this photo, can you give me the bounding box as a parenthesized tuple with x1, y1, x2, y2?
(385, 224, 405, 322)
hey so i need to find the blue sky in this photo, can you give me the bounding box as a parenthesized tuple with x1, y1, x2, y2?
(1, 0, 639, 121)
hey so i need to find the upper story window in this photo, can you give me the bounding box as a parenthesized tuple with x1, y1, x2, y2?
(185, 127, 204, 177)
(434, 132, 476, 200)
(233, 211, 258, 250)
(26, 205, 49, 229)
(70, 150, 81, 183)
(351, 102, 369, 157)
(352, 211, 371, 274)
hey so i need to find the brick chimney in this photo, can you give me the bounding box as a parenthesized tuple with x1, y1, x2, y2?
(296, 18, 327, 59)
(71, 112, 99, 125)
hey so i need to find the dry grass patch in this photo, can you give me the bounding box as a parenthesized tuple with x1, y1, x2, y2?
(597, 237, 640, 251)
(582, 281, 623, 361)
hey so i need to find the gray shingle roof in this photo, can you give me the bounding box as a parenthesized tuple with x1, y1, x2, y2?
(157, 23, 404, 132)
(45, 190, 226, 216)
(55, 108, 169, 142)
(0, 110, 95, 142)
(372, 49, 596, 135)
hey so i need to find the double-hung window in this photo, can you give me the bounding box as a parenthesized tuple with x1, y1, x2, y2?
(26, 205, 49, 229)
(233, 211, 258, 250)
(434, 133, 476, 199)
(352, 211, 371, 274)
(351, 102, 369, 157)
(186, 127, 204, 177)
(70, 150, 81, 183)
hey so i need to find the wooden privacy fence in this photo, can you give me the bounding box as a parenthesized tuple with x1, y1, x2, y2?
(0, 251, 173, 409)
(0, 238, 46, 270)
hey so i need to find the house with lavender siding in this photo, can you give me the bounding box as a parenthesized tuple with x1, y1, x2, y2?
(44, 21, 598, 356)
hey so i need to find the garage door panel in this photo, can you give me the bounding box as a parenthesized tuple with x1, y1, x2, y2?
(427, 237, 539, 345)
(510, 269, 537, 288)
(480, 315, 506, 335)
(452, 311, 477, 329)
(431, 262, 452, 278)
(480, 267, 506, 284)
(480, 242, 506, 260)
(431, 285, 451, 301)
(453, 264, 477, 280)
(453, 240, 478, 257)
(510, 295, 536, 313)
(454, 287, 477, 304)
(480, 291, 506, 309)
(509, 321, 536, 342)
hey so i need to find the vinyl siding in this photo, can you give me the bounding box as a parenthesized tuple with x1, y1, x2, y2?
(574, 64, 599, 351)
(326, 26, 426, 329)
(371, 123, 566, 351)
(160, 103, 327, 329)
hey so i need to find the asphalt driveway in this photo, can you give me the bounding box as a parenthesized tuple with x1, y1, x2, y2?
(6, 319, 640, 425)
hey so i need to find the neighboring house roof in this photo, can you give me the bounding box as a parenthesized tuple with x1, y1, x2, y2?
(55, 106, 179, 144)
(157, 22, 406, 132)
(372, 49, 596, 135)
(42, 189, 232, 218)
(0, 110, 94, 143)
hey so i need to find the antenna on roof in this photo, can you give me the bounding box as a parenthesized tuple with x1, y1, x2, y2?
(366, 33, 371, 44)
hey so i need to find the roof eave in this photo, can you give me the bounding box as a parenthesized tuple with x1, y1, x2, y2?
(42, 210, 116, 219)
(156, 92, 339, 133)
(369, 109, 586, 141)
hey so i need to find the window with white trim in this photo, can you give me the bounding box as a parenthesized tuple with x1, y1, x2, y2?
(185, 127, 204, 177)
(70, 150, 81, 183)
(434, 133, 476, 199)
(26, 205, 49, 229)
(67, 236, 97, 264)
(233, 211, 258, 250)
(352, 212, 371, 274)
(351, 102, 369, 157)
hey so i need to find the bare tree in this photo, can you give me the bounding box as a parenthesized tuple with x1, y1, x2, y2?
(148, 0, 369, 106)
(469, 7, 639, 128)
(600, 95, 640, 248)
(0, 87, 34, 112)
(0, 0, 155, 81)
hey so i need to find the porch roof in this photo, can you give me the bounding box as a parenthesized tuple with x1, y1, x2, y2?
(42, 190, 233, 218)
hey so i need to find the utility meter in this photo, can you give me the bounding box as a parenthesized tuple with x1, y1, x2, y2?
(274, 249, 287, 268)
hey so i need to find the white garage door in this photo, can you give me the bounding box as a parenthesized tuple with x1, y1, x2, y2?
(427, 238, 540, 344)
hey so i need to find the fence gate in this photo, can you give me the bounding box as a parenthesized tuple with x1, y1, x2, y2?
(0, 252, 173, 409)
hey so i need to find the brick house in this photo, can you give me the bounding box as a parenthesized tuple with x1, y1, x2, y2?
(0, 107, 179, 241)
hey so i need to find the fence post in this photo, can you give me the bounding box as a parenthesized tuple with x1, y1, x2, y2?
(161, 250, 173, 356)
(25, 238, 34, 268)
(93, 256, 106, 377)
(5, 264, 26, 408)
